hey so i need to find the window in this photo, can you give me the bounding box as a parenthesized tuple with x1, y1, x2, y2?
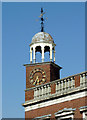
(33, 114, 51, 120)
(59, 118, 72, 120)
(83, 112, 87, 119)
(55, 108, 76, 120)
(56, 115, 73, 120)
(79, 106, 87, 119)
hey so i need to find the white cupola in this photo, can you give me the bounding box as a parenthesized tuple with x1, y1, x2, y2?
(29, 32, 56, 63)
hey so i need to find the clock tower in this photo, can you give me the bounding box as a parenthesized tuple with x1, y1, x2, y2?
(23, 8, 62, 118)
(24, 31, 62, 100)
(22, 8, 87, 119)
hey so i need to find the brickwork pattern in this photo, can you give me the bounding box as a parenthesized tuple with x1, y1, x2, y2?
(75, 75, 80, 87)
(25, 90, 34, 101)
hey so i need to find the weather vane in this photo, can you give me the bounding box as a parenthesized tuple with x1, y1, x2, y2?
(40, 8, 45, 32)
(36, 8, 47, 32)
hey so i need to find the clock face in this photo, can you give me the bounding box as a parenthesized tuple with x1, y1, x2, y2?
(30, 68, 46, 86)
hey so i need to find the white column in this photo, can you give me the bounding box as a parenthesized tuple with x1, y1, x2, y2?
(67, 78, 70, 89)
(71, 77, 73, 88)
(41, 86, 44, 97)
(37, 88, 39, 98)
(34, 89, 36, 99)
(83, 73, 86, 86)
(38, 87, 41, 98)
(40, 87, 42, 97)
(30, 47, 32, 63)
(45, 85, 47, 95)
(72, 76, 75, 88)
(35, 88, 38, 99)
(33, 47, 36, 63)
(69, 78, 71, 89)
(57, 81, 60, 93)
(50, 47, 52, 61)
(66, 79, 68, 90)
(42, 46, 44, 62)
(59, 81, 61, 92)
(61, 80, 63, 91)
(56, 82, 58, 92)
(64, 79, 67, 90)
(80, 74, 83, 86)
(43, 86, 45, 96)
(48, 84, 51, 95)
(63, 80, 65, 90)
(44, 86, 46, 96)
(54, 50, 56, 62)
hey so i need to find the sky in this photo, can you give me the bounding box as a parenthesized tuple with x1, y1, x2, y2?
(2, 2, 85, 118)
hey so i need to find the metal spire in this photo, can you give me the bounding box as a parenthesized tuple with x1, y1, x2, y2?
(40, 8, 44, 32)
(37, 8, 46, 32)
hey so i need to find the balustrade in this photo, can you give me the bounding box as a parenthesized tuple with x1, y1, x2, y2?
(55, 76, 75, 93)
(80, 72, 87, 86)
(34, 84, 51, 99)
(33, 71, 87, 99)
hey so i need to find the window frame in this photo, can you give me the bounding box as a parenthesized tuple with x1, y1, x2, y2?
(55, 108, 76, 120)
(33, 114, 51, 120)
(79, 106, 87, 119)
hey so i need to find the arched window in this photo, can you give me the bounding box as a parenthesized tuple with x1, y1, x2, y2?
(35, 46, 42, 63)
(44, 46, 50, 62)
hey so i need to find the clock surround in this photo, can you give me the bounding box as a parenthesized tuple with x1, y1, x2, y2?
(30, 68, 46, 86)
(24, 62, 62, 89)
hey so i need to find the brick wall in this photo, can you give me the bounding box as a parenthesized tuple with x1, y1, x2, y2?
(25, 96, 87, 119)
(51, 83, 56, 94)
(26, 62, 61, 89)
(75, 75, 80, 87)
(25, 90, 34, 101)
(25, 62, 61, 101)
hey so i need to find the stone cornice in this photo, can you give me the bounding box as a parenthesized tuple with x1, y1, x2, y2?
(23, 61, 62, 69)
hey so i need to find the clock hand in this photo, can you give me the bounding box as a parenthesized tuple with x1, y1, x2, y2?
(35, 76, 39, 85)
(34, 79, 37, 85)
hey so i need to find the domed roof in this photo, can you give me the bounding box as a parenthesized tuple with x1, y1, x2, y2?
(32, 32, 54, 44)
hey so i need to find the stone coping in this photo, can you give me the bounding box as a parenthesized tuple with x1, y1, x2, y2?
(55, 108, 76, 115)
(32, 114, 51, 120)
(23, 61, 62, 69)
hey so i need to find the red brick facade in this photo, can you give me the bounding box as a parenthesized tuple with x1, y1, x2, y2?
(25, 62, 61, 89)
(25, 90, 34, 101)
(75, 75, 80, 87)
(25, 96, 87, 119)
(51, 83, 56, 94)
